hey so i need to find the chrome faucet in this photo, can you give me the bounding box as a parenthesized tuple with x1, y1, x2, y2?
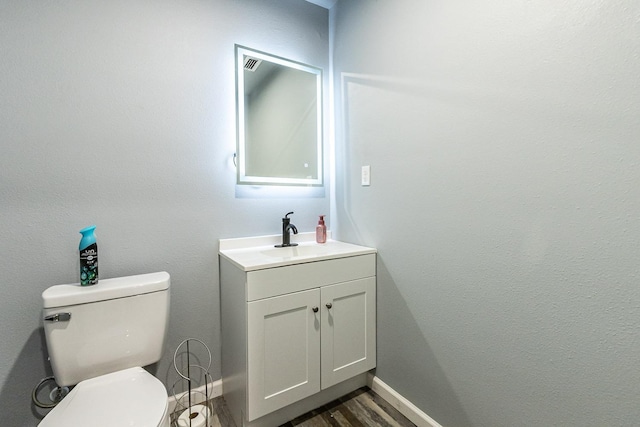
(275, 211, 298, 247)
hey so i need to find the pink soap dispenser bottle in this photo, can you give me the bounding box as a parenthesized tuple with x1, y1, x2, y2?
(316, 215, 327, 244)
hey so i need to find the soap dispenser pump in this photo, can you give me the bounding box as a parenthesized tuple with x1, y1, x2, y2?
(316, 215, 327, 244)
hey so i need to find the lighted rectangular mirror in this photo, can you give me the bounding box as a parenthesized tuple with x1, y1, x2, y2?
(236, 45, 323, 186)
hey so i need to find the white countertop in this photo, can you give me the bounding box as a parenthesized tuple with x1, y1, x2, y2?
(219, 232, 376, 271)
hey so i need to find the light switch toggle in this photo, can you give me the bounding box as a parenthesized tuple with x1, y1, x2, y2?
(361, 165, 371, 186)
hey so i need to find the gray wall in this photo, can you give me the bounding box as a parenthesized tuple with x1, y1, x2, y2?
(0, 1, 328, 425)
(333, 1, 640, 426)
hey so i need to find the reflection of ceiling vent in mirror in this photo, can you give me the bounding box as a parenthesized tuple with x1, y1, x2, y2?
(243, 57, 262, 72)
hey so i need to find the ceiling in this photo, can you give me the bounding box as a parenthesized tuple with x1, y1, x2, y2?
(303, 0, 337, 9)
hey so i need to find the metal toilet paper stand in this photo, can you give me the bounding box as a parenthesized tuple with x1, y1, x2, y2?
(172, 338, 214, 427)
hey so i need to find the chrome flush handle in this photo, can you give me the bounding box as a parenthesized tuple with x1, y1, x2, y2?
(44, 312, 71, 322)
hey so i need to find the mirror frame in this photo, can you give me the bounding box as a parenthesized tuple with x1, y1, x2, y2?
(235, 45, 323, 186)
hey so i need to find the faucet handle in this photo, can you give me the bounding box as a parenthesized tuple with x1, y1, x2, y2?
(284, 211, 294, 219)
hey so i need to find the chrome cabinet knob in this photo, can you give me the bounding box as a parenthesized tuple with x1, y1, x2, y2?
(325, 303, 332, 309)
(312, 307, 319, 313)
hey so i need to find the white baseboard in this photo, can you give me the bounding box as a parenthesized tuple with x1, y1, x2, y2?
(367, 373, 443, 427)
(167, 380, 223, 415)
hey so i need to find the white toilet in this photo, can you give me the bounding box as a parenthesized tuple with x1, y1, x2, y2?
(39, 271, 171, 427)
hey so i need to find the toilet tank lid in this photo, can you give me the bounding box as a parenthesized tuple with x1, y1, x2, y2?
(43, 271, 170, 309)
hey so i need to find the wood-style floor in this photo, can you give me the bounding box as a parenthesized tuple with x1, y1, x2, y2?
(281, 387, 416, 427)
(172, 387, 416, 427)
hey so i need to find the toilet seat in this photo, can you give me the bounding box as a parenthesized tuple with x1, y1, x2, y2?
(39, 367, 169, 427)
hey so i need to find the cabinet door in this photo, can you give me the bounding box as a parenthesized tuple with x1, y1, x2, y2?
(321, 277, 376, 389)
(247, 288, 321, 421)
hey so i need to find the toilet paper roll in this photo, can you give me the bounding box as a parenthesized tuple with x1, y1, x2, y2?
(177, 404, 212, 427)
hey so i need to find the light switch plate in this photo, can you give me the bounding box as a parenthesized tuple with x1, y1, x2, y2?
(361, 165, 371, 186)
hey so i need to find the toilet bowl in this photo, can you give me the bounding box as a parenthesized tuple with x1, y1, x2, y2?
(39, 367, 170, 427)
(38, 272, 171, 427)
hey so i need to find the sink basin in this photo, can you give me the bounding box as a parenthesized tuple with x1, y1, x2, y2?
(260, 245, 331, 258)
(219, 233, 376, 271)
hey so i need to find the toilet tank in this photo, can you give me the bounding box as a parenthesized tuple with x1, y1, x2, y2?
(42, 272, 170, 387)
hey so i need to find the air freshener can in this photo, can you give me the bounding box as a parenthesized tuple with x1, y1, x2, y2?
(79, 225, 98, 286)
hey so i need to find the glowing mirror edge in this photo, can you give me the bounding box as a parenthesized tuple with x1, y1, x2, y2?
(235, 45, 323, 186)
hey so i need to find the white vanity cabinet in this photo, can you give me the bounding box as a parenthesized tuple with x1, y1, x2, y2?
(219, 235, 376, 427)
(248, 275, 376, 420)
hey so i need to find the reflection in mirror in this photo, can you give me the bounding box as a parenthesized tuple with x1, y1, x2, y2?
(236, 45, 322, 186)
